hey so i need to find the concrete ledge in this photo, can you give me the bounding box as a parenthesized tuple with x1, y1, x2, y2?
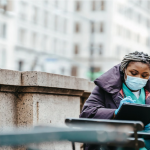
(0, 69, 21, 85)
(21, 71, 88, 91)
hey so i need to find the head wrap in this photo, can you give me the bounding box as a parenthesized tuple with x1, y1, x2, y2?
(120, 51, 150, 71)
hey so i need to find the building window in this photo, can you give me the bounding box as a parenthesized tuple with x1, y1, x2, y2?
(92, 0, 96, 11)
(138, 14, 141, 23)
(137, 34, 140, 43)
(90, 44, 94, 55)
(74, 44, 79, 55)
(53, 39, 57, 53)
(33, 7, 38, 24)
(19, 1, 27, 20)
(101, 0, 105, 10)
(44, 11, 48, 28)
(19, 28, 26, 45)
(100, 22, 104, 32)
(0, 0, 13, 11)
(0, 48, 6, 68)
(61, 68, 65, 75)
(126, 29, 131, 39)
(146, 38, 150, 47)
(116, 46, 121, 56)
(31, 32, 37, 48)
(117, 25, 122, 36)
(75, 1, 81, 11)
(64, 19, 67, 33)
(18, 60, 24, 71)
(91, 22, 95, 33)
(71, 66, 78, 76)
(147, 19, 150, 28)
(0, 23, 6, 38)
(54, 15, 58, 31)
(75, 22, 80, 33)
(99, 44, 103, 55)
(54, 0, 58, 8)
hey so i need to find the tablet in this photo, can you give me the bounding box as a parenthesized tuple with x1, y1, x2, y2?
(114, 103, 150, 126)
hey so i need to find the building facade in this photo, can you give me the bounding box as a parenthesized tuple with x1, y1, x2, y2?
(0, 0, 75, 76)
(72, 0, 150, 79)
(0, 0, 150, 80)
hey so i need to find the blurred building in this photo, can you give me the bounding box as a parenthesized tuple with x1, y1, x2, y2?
(0, 0, 150, 80)
(72, 0, 150, 79)
(0, 0, 75, 75)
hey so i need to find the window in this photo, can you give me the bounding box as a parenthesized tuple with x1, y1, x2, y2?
(19, 28, 26, 45)
(75, 22, 80, 33)
(99, 44, 103, 55)
(91, 22, 95, 33)
(137, 34, 140, 43)
(63, 19, 67, 33)
(44, 11, 48, 27)
(126, 29, 131, 38)
(147, 19, 150, 28)
(42, 36, 47, 51)
(92, 0, 96, 11)
(71, 66, 78, 76)
(44, 0, 48, 5)
(138, 14, 141, 23)
(0, 48, 6, 68)
(54, 0, 58, 8)
(117, 25, 121, 36)
(20, 1, 27, 20)
(18, 60, 24, 71)
(0, 0, 13, 11)
(101, 0, 105, 10)
(31, 32, 37, 48)
(53, 39, 57, 53)
(64, 0, 68, 11)
(74, 44, 79, 55)
(93, 67, 101, 72)
(116, 46, 121, 56)
(61, 68, 65, 75)
(146, 38, 150, 47)
(75, 1, 81, 11)
(90, 44, 94, 55)
(100, 22, 104, 32)
(54, 15, 58, 31)
(33, 7, 38, 23)
(0, 23, 6, 38)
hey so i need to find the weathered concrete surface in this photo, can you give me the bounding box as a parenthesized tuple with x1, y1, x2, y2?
(0, 69, 95, 150)
(0, 69, 21, 85)
(21, 71, 88, 90)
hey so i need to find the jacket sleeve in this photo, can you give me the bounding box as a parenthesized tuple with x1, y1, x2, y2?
(80, 86, 116, 119)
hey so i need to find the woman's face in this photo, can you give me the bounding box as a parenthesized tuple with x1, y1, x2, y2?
(124, 61, 150, 80)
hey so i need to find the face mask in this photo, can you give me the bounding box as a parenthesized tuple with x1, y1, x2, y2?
(125, 71, 148, 91)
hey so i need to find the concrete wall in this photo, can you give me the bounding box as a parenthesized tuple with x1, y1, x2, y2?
(0, 69, 95, 150)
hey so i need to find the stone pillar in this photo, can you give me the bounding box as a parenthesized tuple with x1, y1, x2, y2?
(0, 69, 95, 150)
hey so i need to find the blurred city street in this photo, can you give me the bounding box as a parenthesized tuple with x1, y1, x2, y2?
(0, 0, 150, 81)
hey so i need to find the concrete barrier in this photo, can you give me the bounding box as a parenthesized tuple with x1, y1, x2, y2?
(0, 69, 95, 150)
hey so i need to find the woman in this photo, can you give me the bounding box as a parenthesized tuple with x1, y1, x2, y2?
(80, 51, 150, 150)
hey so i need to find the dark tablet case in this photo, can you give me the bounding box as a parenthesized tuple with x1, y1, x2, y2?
(114, 103, 150, 126)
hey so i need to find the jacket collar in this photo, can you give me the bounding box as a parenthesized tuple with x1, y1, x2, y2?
(94, 64, 123, 94)
(94, 63, 150, 94)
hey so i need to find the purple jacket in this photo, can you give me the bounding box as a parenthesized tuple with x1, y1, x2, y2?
(80, 64, 150, 150)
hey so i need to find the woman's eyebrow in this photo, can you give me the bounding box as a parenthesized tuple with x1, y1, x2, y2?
(130, 69, 138, 72)
(142, 72, 149, 74)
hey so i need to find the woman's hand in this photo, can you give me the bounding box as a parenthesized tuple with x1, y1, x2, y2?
(115, 96, 136, 115)
(145, 123, 150, 131)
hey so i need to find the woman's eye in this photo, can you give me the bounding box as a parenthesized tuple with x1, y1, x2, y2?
(142, 75, 148, 78)
(131, 72, 137, 75)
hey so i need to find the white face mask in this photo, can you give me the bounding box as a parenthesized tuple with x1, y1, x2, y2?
(125, 70, 148, 91)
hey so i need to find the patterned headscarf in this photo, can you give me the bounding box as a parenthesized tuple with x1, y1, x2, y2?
(120, 51, 150, 71)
